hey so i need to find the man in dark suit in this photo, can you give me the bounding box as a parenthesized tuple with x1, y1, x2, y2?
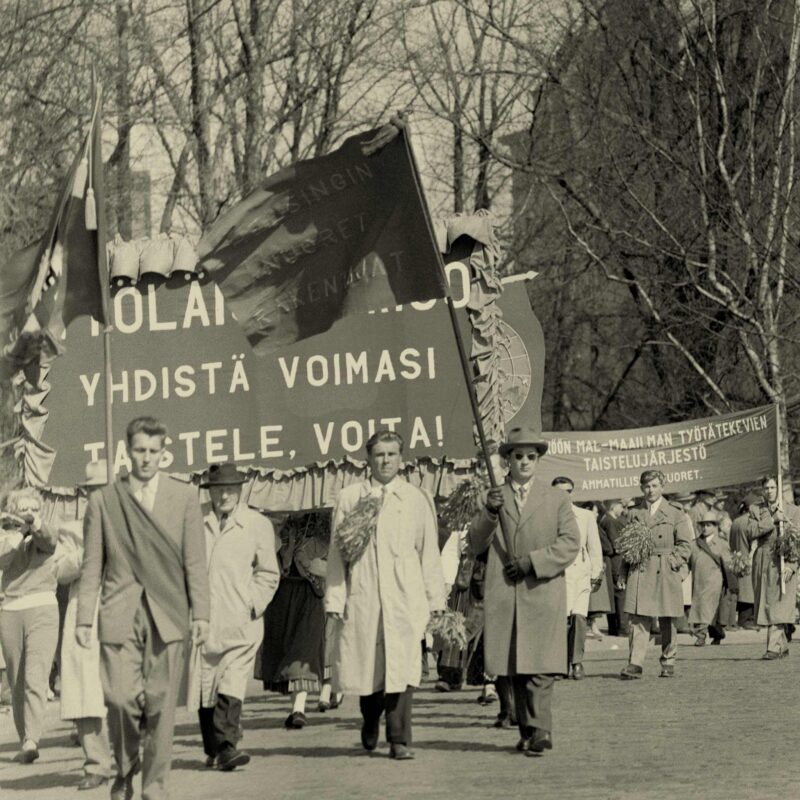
(599, 499, 628, 636)
(76, 416, 209, 800)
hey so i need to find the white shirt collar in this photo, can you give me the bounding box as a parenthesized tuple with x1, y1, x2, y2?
(129, 472, 160, 497)
(647, 497, 663, 515)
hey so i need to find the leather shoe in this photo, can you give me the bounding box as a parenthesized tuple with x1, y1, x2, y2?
(204, 755, 216, 768)
(619, 663, 642, 680)
(78, 774, 108, 790)
(762, 651, 781, 660)
(217, 748, 250, 771)
(110, 775, 134, 800)
(284, 711, 307, 729)
(571, 663, 585, 680)
(515, 736, 531, 752)
(528, 729, 553, 753)
(389, 743, 414, 760)
(659, 666, 675, 678)
(493, 713, 512, 729)
(361, 717, 380, 751)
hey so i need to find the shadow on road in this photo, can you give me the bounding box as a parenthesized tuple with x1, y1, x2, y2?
(0, 769, 82, 792)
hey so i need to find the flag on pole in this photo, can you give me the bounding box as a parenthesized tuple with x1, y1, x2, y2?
(1, 89, 108, 381)
(197, 120, 448, 355)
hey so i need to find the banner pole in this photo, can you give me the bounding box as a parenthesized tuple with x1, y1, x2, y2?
(775, 402, 785, 596)
(399, 119, 515, 562)
(91, 70, 114, 486)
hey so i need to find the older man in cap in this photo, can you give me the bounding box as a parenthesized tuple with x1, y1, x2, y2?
(190, 463, 280, 770)
(469, 425, 580, 755)
(688, 511, 738, 646)
(618, 470, 693, 679)
(55, 461, 112, 790)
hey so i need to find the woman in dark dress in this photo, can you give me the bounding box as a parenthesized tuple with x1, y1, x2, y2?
(258, 513, 329, 728)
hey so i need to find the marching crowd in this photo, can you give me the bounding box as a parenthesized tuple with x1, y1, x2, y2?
(0, 415, 796, 800)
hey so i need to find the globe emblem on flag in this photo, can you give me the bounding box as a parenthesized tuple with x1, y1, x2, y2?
(496, 320, 531, 423)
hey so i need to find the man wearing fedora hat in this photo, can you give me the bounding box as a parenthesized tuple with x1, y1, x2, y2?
(688, 511, 738, 646)
(54, 461, 112, 790)
(76, 416, 209, 800)
(469, 425, 580, 755)
(189, 463, 280, 771)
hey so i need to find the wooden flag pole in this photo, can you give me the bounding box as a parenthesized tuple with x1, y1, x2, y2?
(90, 71, 114, 486)
(775, 403, 785, 596)
(398, 119, 515, 563)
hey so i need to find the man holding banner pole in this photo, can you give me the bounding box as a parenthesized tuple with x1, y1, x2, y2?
(618, 470, 693, 680)
(746, 475, 799, 659)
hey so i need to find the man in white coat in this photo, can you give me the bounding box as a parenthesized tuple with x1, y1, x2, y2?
(190, 463, 280, 771)
(552, 478, 603, 680)
(56, 461, 112, 790)
(325, 429, 446, 761)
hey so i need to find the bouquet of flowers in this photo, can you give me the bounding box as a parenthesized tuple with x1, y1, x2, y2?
(616, 519, 654, 569)
(773, 523, 800, 564)
(426, 609, 468, 650)
(438, 477, 485, 535)
(334, 494, 383, 563)
(728, 550, 751, 578)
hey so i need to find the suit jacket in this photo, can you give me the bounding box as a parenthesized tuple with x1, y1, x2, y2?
(77, 473, 209, 645)
(469, 479, 580, 676)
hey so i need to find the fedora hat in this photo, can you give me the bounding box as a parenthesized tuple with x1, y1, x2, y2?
(499, 425, 549, 458)
(671, 491, 695, 504)
(200, 463, 247, 488)
(79, 460, 108, 487)
(697, 510, 720, 525)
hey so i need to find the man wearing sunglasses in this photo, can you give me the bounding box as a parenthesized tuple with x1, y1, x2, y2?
(469, 425, 580, 756)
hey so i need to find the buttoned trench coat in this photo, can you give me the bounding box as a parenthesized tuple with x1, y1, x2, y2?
(188, 505, 280, 706)
(469, 480, 580, 676)
(565, 505, 604, 617)
(688, 537, 733, 625)
(55, 520, 106, 721)
(622, 501, 693, 617)
(325, 479, 446, 696)
(747, 501, 800, 626)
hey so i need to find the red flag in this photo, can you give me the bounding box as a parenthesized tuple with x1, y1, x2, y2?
(2, 90, 108, 375)
(197, 121, 448, 355)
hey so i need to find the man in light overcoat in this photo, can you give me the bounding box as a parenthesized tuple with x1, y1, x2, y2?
(469, 425, 580, 755)
(618, 470, 693, 680)
(746, 475, 800, 659)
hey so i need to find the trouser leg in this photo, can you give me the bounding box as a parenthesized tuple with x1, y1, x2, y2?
(139, 605, 186, 800)
(767, 624, 787, 654)
(0, 609, 26, 741)
(628, 615, 652, 667)
(100, 604, 148, 782)
(496, 675, 515, 721)
(214, 693, 242, 752)
(511, 674, 554, 736)
(20, 606, 59, 746)
(75, 716, 112, 777)
(384, 688, 413, 745)
(659, 617, 677, 667)
(511, 675, 530, 737)
(198, 707, 217, 758)
(359, 691, 385, 726)
(567, 614, 587, 666)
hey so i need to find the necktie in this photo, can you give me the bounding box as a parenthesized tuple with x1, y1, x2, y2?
(141, 482, 155, 512)
(516, 484, 527, 511)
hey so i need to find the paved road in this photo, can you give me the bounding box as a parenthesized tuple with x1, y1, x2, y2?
(1, 629, 797, 800)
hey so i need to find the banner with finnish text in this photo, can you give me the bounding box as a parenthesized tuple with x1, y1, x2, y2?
(539, 405, 778, 501)
(35, 264, 544, 487)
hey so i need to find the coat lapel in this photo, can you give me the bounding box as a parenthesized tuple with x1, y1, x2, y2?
(517, 480, 546, 529)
